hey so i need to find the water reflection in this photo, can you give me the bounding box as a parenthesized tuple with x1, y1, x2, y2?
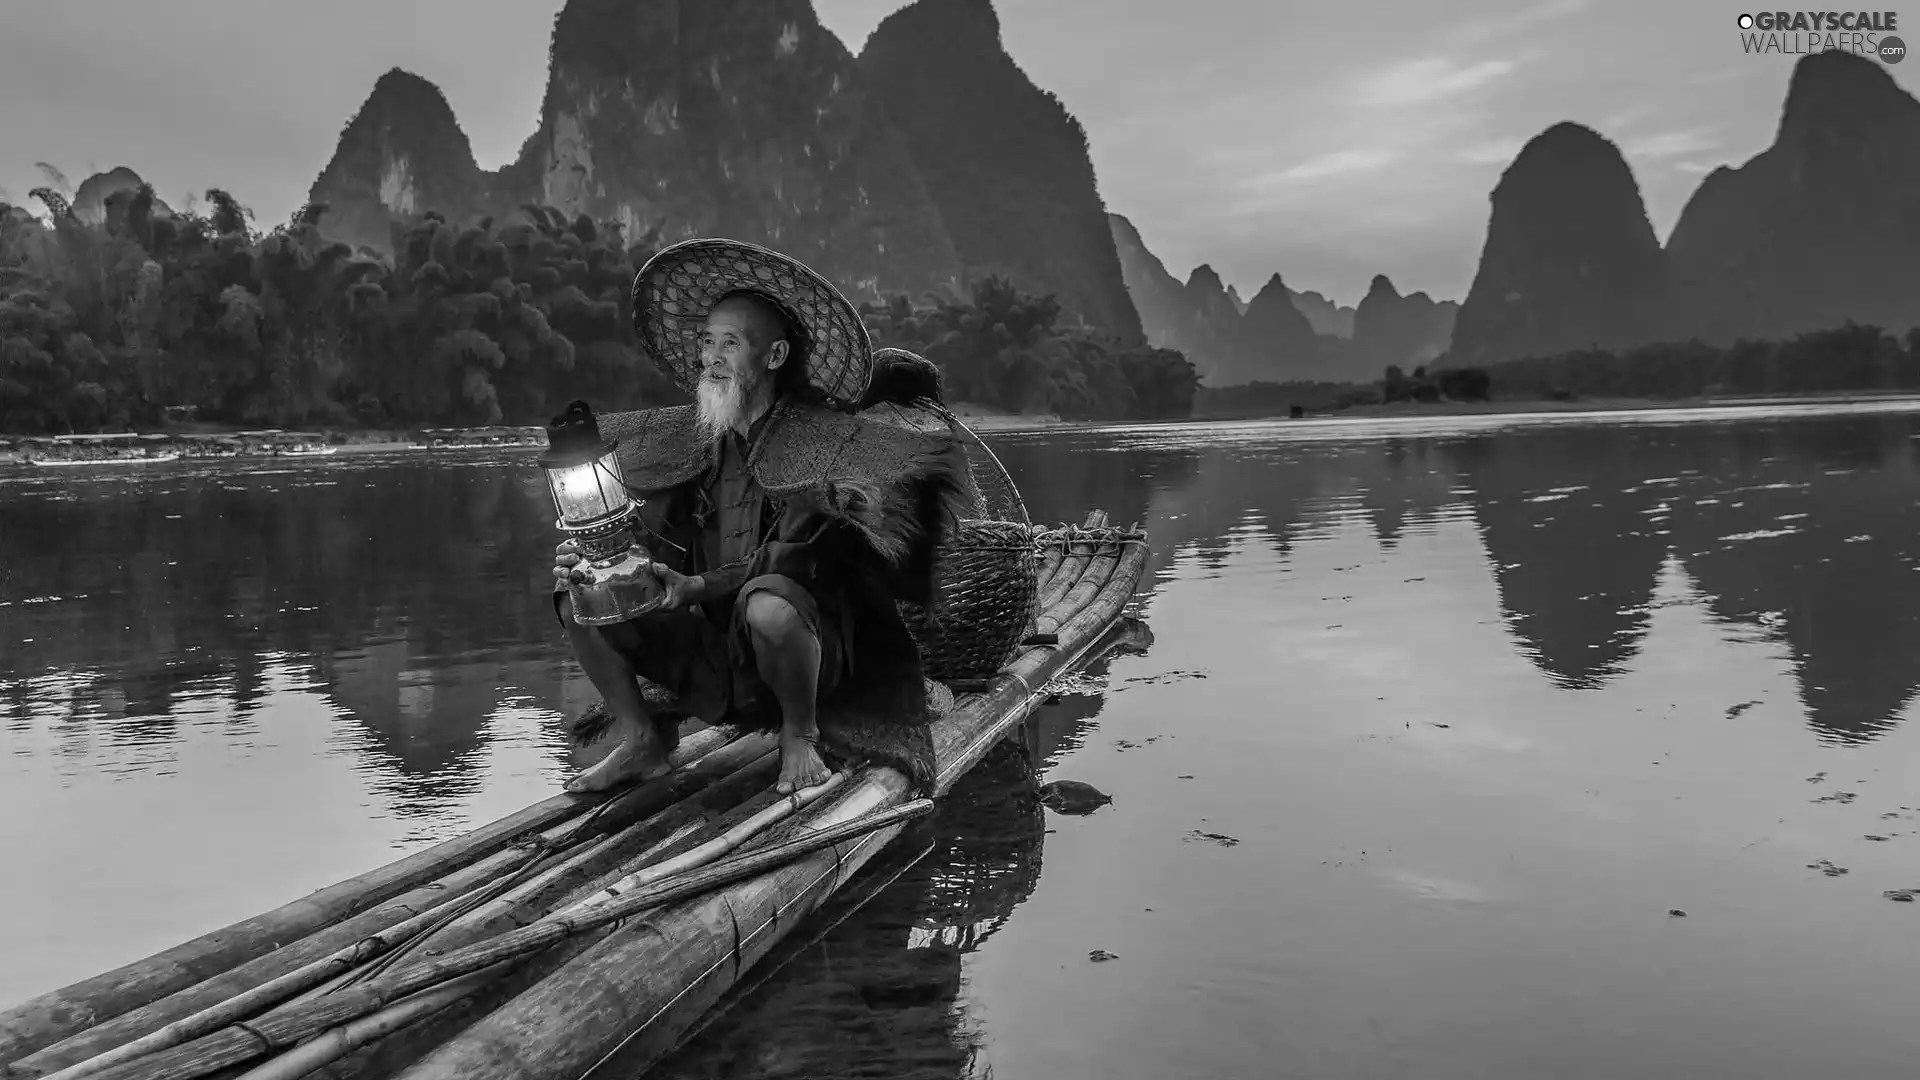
(3, 409, 1919, 813)
(654, 737, 1046, 1080)
(994, 405, 1920, 742)
(0, 454, 586, 817)
(9, 403, 1920, 1022)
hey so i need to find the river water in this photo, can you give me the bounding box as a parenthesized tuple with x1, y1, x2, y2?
(6, 402, 1920, 1078)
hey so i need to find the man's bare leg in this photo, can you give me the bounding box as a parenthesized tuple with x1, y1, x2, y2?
(743, 592, 833, 796)
(560, 595, 675, 793)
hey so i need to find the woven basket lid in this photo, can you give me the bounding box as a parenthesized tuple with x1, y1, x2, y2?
(861, 347, 947, 409)
(632, 238, 874, 410)
(856, 348, 1029, 526)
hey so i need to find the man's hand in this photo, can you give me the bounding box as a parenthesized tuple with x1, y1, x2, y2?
(646, 561, 703, 611)
(555, 540, 699, 610)
(552, 539, 588, 586)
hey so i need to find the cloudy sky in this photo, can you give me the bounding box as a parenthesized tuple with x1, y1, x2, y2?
(2, 0, 1912, 306)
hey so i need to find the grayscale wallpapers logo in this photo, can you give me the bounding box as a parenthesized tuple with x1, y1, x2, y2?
(1737, 12, 1905, 62)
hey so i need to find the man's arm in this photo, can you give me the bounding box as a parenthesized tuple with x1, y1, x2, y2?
(678, 502, 841, 606)
(683, 557, 754, 605)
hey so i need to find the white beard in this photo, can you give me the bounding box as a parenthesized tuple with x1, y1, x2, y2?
(695, 374, 747, 444)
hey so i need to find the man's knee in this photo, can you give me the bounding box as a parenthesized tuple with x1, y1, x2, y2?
(743, 591, 810, 646)
(557, 592, 589, 636)
(558, 592, 633, 655)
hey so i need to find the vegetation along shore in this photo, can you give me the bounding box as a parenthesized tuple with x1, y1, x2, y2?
(5, 184, 1919, 442)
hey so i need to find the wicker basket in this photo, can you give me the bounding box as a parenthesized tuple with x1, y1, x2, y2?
(864, 396, 1037, 684)
(901, 518, 1038, 683)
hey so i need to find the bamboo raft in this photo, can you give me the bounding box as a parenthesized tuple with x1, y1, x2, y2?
(1, 511, 1150, 1080)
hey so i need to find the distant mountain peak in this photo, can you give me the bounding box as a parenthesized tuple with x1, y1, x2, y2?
(1450, 119, 1668, 365)
(371, 67, 449, 99)
(862, 0, 1141, 334)
(873, 0, 1002, 46)
(1777, 48, 1914, 145)
(1498, 123, 1638, 196)
(306, 67, 483, 249)
(1666, 47, 1920, 343)
(1106, 217, 1451, 384)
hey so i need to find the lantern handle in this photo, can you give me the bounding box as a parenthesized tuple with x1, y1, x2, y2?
(612, 481, 687, 559)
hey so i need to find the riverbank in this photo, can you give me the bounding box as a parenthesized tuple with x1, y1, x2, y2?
(1195, 389, 1920, 424)
(0, 409, 1073, 464)
(7, 390, 1918, 464)
(0, 425, 543, 465)
(954, 389, 1920, 431)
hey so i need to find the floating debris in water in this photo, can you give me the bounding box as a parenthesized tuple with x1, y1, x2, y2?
(1885, 889, 1919, 903)
(1725, 700, 1763, 719)
(1039, 671, 1107, 697)
(1807, 771, 1827, 783)
(1039, 780, 1113, 814)
(1177, 774, 1194, 780)
(1669, 909, 1688, 917)
(1186, 830, 1239, 847)
(1865, 835, 1894, 842)
(1089, 949, 1119, 962)
(1125, 668, 1207, 686)
(1812, 791, 1857, 804)
(1807, 859, 1849, 877)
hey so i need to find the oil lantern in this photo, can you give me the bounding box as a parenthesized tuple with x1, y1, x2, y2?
(538, 399, 662, 626)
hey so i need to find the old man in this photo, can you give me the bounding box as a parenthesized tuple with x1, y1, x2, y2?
(552, 239, 970, 796)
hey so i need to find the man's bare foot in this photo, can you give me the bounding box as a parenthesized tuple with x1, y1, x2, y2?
(774, 733, 833, 796)
(565, 728, 673, 794)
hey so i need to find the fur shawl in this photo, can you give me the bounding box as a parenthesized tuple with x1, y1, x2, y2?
(597, 399, 975, 602)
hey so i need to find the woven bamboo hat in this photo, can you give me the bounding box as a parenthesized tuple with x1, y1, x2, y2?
(632, 238, 874, 410)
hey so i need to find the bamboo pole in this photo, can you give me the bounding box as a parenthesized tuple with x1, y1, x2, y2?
(12, 731, 769, 1080)
(1034, 527, 1140, 638)
(651, 838, 935, 1066)
(298, 752, 793, 1005)
(0, 726, 735, 1066)
(1035, 548, 1109, 636)
(225, 963, 522, 1080)
(1028, 542, 1072, 623)
(306, 825, 664, 999)
(269, 754, 788, 1080)
(73, 799, 934, 1080)
(426, 748, 783, 950)
(1036, 516, 1101, 601)
(1033, 533, 1067, 592)
(558, 772, 847, 916)
(391, 775, 918, 1080)
(1033, 511, 1110, 613)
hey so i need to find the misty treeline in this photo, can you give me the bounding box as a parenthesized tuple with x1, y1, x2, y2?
(1469, 323, 1920, 400)
(1195, 323, 1920, 416)
(860, 280, 1197, 421)
(0, 186, 674, 433)
(1193, 363, 1493, 416)
(0, 185, 1198, 434)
